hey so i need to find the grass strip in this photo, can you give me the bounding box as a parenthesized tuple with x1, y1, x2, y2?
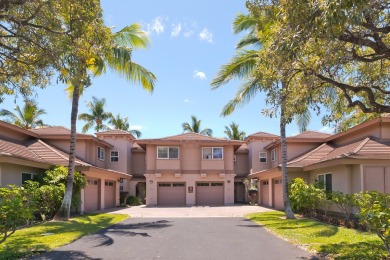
(0, 213, 128, 259)
(247, 211, 386, 259)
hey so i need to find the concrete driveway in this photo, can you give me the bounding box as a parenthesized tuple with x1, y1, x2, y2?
(108, 205, 273, 218)
(35, 217, 318, 260)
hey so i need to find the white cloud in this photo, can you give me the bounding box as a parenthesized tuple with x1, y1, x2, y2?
(319, 126, 334, 133)
(193, 70, 207, 80)
(184, 30, 194, 38)
(199, 28, 213, 43)
(171, 23, 182, 37)
(147, 17, 165, 35)
(130, 125, 143, 131)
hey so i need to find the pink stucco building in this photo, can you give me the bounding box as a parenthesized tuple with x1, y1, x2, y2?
(1, 115, 389, 212)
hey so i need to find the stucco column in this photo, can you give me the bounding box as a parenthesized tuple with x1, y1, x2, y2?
(80, 188, 85, 213)
(115, 180, 120, 206)
(144, 174, 157, 206)
(224, 174, 236, 205)
(268, 178, 273, 207)
(186, 177, 196, 206)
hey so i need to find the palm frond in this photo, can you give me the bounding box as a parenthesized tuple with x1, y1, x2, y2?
(114, 23, 150, 49)
(236, 34, 261, 49)
(295, 109, 312, 133)
(233, 13, 257, 34)
(211, 50, 258, 89)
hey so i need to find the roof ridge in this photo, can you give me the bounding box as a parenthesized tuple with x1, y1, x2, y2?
(353, 137, 371, 154)
(287, 142, 332, 165)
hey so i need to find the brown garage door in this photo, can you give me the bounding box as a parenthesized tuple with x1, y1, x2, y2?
(196, 182, 224, 206)
(85, 178, 99, 212)
(104, 180, 115, 209)
(157, 183, 186, 206)
(260, 180, 270, 207)
(272, 178, 283, 210)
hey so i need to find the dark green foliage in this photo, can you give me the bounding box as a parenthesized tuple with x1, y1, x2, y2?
(126, 196, 143, 206)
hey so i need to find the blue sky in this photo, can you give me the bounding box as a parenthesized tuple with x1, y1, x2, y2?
(1, 0, 332, 138)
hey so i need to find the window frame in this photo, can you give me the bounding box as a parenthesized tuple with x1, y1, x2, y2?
(271, 149, 277, 162)
(22, 172, 35, 184)
(259, 152, 267, 163)
(202, 147, 223, 160)
(110, 150, 119, 162)
(97, 146, 105, 161)
(318, 173, 332, 192)
(157, 146, 179, 159)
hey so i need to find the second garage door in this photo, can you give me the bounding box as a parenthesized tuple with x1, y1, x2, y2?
(196, 182, 224, 206)
(104, 180, 115, 209)
(157, 183, 186, 206)
(272, 178, 283, 210)
(260, 180, 270, 207)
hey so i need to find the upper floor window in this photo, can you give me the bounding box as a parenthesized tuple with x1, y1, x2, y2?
(98, 146, 105, 161)
(22, 173, 35, 184)
(271, 149, 277, 161)
(318, 173, 332, 192)
(259, 152, 267, 163)
(202, 147, 223, 160)
(157, 146, 179, 159)
(111, 151, 119, 162)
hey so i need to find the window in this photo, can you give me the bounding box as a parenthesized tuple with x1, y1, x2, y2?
(87, 179, 98, 185)
(274, 179, 282, 184)
(110, 151, 119, 162)
(105, 181, 114, 186)
(259, 152, 267, 163)
(159, 183, 171, 187)
(22, 173, 35, 184)
(318, 173, 332, 192)
(197, 183, 210, 186)
(271, 149, 277, 161)
(202, 147, 223, 160)
(211, 183, 223, 187)
(262, 180, 269, 186)
(157, 146, 179, 159)
(172, 183, 185, 187)
(97, 147, 105, 160)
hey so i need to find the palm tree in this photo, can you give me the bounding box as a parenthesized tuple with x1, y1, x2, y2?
(78, 97, 112, 133)
(109, 114, 141, 138)
(294, 109, 311, 133)
(182, 115, 213, 136)
(224, 122, 246, 140)
(211, 11, 296, 219)
(56, 23, 156, 220)
(0, 99, 46, 129)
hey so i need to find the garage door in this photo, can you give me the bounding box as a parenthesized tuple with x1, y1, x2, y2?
(85, 178, 99, 212)
(157, 183, 186, 206)
(364, 166, 390, 193)
(260, 180, 270, 207)
(104, 180, 115, 209)
(272, 178, 283, 210)
(196, 182, 224, 206)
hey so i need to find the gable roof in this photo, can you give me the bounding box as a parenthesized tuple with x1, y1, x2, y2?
(264, 130, 331, 150)
(137, 132, 243, 149)
(246, 131, 279, 140)
(95, 129, 136, 139)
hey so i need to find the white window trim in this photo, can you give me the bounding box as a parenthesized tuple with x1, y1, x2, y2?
(271, 149, 276, 162)
(98, 146, 105, 161)
(259, 152, 267, 163)
(157, 146, 180, 159)
(202, 147, 223, 160)
(110, 150, 119, 162)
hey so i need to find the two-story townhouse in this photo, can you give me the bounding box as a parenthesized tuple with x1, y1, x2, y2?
(250, 116, 390, 211)
(135, 133, 243, 206)
(0, 122, 131, 213)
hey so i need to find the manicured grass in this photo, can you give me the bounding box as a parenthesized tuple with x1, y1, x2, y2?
(0, 213, 128, 259)
(246, 211, 387, 259)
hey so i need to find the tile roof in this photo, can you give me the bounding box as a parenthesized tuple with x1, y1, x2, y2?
(30, 126, 74, 136)
(287, 137, 390, 168)
(247, 131, 279, 139)
(0, 138, 90, 167)
(288, 131, 332, 139)
(139, 132, 242, 143)
(96, 129, 135, 137)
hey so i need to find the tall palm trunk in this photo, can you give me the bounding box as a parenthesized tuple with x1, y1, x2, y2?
(281, 82, 296, 219)
(54, 83, 80, 220)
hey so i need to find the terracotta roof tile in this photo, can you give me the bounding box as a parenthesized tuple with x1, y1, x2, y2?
(139, 132, 242, 143)
(288, 131, 332, 139)
(96, 129, 135, 137)
(247, 132, 279, 139)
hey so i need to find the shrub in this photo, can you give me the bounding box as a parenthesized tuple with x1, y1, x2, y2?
(331, 191, 356, 225)
(355, 191, 390, 256)
(0, 185, 36, 244)
(126, 196, 143, 206)
(289, 178, 329, 216)
(247, 189, 258, 205)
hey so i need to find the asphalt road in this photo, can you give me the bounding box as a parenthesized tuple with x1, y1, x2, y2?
(34, 218, 318, 260)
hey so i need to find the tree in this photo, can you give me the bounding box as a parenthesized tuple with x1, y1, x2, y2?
(211, 8, 297, 218)
(182, 115, 213, 136)
(109, 114, 141, 138)
(224, 122, 246, 140)
(55, 9, 155, 219)
(78, 96, 113, 133)
(294, 109, 311, 133)
(0, 99, 46, 129)
(256, 0, 390, 115)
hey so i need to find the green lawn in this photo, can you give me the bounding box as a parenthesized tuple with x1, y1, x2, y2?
(0, 213, 128, 259)
(247, 211, 386, 259)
